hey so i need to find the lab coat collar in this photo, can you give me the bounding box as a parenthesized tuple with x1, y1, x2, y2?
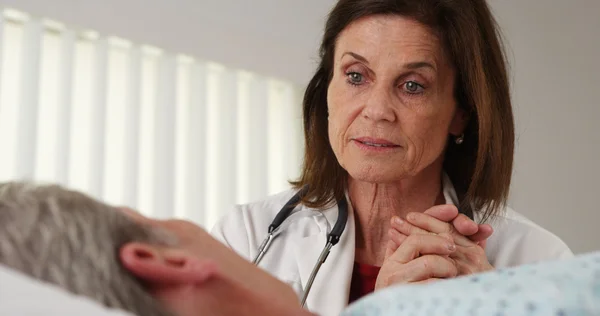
(441, 172, 483, 222)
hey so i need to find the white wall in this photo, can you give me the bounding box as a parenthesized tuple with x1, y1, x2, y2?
(0, 0, 336, 85)
(1, 0, 598, 254)
(489, 0, 600, 254)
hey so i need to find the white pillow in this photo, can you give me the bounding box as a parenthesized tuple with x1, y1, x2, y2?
(0, 264, 134, 316)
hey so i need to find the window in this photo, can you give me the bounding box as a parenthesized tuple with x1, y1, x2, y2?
(0, 8, 305, 228)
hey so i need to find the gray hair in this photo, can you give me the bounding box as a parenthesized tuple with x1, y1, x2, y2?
(0, 182, 175, 316)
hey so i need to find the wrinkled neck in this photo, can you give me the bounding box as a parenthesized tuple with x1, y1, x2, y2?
(349, 166, 445, 266)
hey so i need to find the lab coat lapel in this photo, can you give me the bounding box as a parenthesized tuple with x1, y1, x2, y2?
(294, 197, 355, 316)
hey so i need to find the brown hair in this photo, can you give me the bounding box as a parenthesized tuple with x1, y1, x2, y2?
(291, 0, 514, 221)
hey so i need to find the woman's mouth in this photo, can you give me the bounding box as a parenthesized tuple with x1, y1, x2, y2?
(352, 137, 401, 151)
(358, 141, 396, 147)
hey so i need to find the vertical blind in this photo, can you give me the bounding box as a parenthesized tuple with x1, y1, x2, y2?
(0, 9, 305, 228)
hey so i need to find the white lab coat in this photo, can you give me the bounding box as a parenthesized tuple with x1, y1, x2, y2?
(211, 174, 573, 316)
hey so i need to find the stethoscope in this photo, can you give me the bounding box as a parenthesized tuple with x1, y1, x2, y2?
(252, 186, 349, 307)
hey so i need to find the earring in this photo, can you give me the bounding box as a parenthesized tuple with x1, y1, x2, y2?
(455, 134, 465, 145)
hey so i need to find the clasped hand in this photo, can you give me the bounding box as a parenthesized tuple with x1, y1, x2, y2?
(375, 205, 494, 290)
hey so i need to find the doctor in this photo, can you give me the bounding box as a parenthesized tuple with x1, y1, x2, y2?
(212, 0, 573, 315)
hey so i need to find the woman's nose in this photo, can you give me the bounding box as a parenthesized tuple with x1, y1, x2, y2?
(362, 84, 396, 122)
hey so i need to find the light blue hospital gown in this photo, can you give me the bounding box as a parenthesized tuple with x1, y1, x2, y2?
(342, 251, 600, 316)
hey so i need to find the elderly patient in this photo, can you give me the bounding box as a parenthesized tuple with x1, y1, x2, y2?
(0, 182, 310, 316)
(2, 181, 599, 316)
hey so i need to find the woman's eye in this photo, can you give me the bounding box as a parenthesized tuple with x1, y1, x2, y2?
(346, 72, 364, 85)
(403, 81, 424, 94)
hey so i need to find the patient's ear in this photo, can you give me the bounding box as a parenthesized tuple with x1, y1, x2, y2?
(120, 242, 219, 285)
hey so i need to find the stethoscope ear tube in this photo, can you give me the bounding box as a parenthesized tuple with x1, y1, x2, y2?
(253, 186, 349, 309)
(252, 232, 274, 265)
(300, 241, 334, 307)
(328, 197, 348, 246)
(299, 196, 348, 307)
(269, 186, 309, 233)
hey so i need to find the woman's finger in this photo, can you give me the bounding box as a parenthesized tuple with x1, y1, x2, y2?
(468, 224, 494, 243)
(449, 244, 494, 275)
(478, 239, 488, 249)
(451, 213, 479, 236)
(422, 204, 459, 222)
(393, 255, 458, 283)
(452, 258, 472, 276)
(384, 239, 397, 260)
(452, 252, 490, 276)
(406, 212, 453, 234)
(413, 277, 443, 285)
(390, 218, 454, 245)
(388, 228, 407, 248)
(389, 234, 456, 264)
(385, 229, 408, 259)
(405, 212, 473, 246)
(424, 206, 487, 242)
(390, 216, 431, 236)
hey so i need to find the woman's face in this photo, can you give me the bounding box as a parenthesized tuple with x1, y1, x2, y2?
(327, 15, 467, 183)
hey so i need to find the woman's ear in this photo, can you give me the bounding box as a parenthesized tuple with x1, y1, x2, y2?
(449, 107, 470, 136)
(120, 242, 219, 286)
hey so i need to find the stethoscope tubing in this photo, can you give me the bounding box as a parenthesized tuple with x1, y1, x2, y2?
(252, 187, 348, 308)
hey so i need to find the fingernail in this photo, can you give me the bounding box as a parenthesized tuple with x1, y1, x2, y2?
(447, 243, 456, 251)
(394, 217, 403, 225)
